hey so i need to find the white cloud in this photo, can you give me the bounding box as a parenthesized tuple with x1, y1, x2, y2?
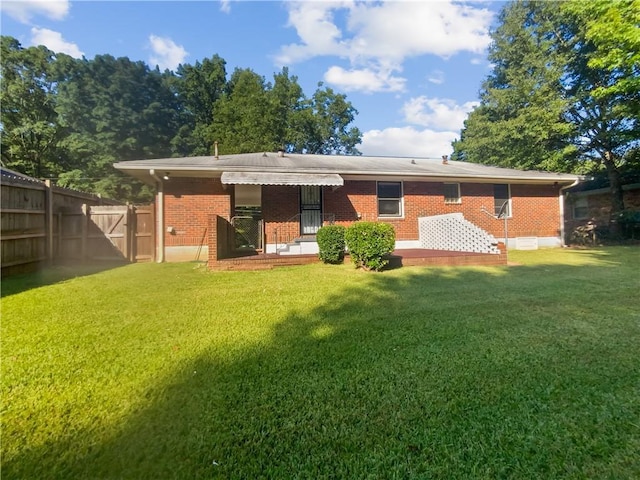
(278, 1, 492, 64)
(402, 96, 478, 132)
(345, 1, 493, 61)
(276, 1, 493, 94)
(30, 27, 83, 58)
(219, 0, 231, 14)
(427, 70, 445, 85)
(276, 2, 348, 65)
(148, 35, 188, 71)
(1, 0, 69, 23)
(324, 65, 405, 93)
(360, 96, 481, 157)
(360, 127, 458, 158)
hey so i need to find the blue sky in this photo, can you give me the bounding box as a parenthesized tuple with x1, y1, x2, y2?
(1, 1, 503, 158)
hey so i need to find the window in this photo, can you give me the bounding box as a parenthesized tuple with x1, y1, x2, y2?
(573, 197, 589, 219)
(444, 183, 461, 204)
(493, 184, 511, 217)
(377, 181, 402, 217)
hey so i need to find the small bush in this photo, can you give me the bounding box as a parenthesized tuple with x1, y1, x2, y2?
(317, 225, 346, 264)
(618, 209, 640, 239)
(345, 221, 396, 271)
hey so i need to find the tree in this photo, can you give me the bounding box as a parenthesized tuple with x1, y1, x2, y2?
(210, 71, 362, 155)
(55, 55, 181, 201)
(453, 1, 639, 233)
(172, 55, 227, 155)
(451, 2, 578, 172)
(565, 0, 640, 106)
(0, 37, 65, 177)
(1, 34, 363, 201)
(210, 68, 277, 154)
(269, 67, 306, 151)
(291, 84, 362, 155)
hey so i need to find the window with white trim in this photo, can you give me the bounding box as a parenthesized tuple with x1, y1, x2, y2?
(573, 197, 589, 219)
(377, 181, 403, 217)
(493, 184, 511, 217)
(444, 183, 461, 204)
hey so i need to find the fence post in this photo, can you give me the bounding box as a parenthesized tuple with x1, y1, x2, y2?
(45, 180, 54, 265)
(56, 212, 62, 260)
(125, 204, 132, 262)
(81, 204, 88, 262)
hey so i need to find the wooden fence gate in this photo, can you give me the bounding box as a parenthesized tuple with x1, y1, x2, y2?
(66, 205, 155, 262)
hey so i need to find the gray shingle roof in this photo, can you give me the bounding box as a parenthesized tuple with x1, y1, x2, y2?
(114, 152, 581, 185)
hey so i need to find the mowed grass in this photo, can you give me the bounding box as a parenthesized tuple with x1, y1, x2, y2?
(2, 247, 639, 479)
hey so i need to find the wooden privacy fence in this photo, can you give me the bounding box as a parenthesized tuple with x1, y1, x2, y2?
(1, 169, 155, 276)
(56, 204, 155, 263)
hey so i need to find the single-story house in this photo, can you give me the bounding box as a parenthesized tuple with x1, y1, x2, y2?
(114, 152, 581, 264)
(564, 172, 640, 241)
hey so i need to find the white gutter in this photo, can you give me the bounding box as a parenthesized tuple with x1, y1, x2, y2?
(559, 178, 581, 247)
(149, 169, 165, 262)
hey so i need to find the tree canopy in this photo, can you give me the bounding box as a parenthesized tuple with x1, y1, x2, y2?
(452, 0, 639, 230)
(0, 37, 362, 202)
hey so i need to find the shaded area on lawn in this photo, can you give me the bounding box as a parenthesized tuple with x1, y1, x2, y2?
(3, 249, 639, 479)
(1, 261, 128, 298)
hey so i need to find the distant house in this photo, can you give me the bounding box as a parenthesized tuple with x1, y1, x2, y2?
(564, 172, 640, 240)
(114, 152, 581, 264)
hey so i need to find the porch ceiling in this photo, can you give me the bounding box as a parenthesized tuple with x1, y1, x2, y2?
(221, 171, 344, 187)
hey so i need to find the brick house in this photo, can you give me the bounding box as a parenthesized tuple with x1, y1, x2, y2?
(564, 174, 640, 241)
(114, 152, 581, 263)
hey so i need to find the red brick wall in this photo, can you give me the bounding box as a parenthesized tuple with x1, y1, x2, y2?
(162, 178, 564, 247)
(565, 187, 640, 234)
(162, 178, 231, 247)
(262, 185, 300, 244)
(324, 181, 563, 240)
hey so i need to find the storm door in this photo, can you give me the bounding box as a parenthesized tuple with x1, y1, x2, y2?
(300, 186, 322, 235)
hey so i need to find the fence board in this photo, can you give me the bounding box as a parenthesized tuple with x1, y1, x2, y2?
(1, 169, 155, 275)
(132, 206, 154, 262)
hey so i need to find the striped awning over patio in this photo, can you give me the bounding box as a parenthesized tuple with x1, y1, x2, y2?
(220, 171, 344, 187)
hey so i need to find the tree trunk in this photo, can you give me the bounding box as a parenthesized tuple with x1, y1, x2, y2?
(603, 150, 625, 237)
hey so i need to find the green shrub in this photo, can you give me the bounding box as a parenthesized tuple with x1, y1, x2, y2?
(345, 221, 396, 271)
(317, 225, 346, 264)
(618, 209, 640, 239)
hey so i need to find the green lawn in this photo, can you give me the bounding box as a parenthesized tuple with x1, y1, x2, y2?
(2, 247, 639, 479)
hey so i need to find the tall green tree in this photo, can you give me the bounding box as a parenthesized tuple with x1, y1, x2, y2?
(211, 68, 277, 154)
(172, 55, 227, 155)
(56, 55, 181, 200)
(451, 2, 578, 172)
(453, 1, 639, 232)
(209, 70, 362, 155)
(0, 37, 65, 177)
(1, 34, 363, 201)
(269, 67, 306, 151)
(290, 83, 362, 155)
(565, 0, 639, 105)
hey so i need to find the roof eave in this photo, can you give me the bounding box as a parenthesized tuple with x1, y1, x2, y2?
(114, 163, 581, 186)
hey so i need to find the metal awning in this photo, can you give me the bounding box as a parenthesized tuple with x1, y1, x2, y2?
(221, 171, 344, 187)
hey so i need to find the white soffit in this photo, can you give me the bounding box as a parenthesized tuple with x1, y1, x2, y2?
(221, 171, 344, 186)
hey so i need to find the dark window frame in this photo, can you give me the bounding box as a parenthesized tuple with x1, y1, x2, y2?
(573, 196, 589, 219)
(494, 184, 511, 218)
(444, 183, 461, 204)
(377, 181, 403, 217)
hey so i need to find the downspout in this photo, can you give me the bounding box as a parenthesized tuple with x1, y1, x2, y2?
(150, 169, 165, 262)
(559, 179, 581, 247)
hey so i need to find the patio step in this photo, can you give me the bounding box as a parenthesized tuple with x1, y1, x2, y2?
(277, 236, 319, 255)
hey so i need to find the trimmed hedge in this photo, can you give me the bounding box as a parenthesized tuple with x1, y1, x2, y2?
(345, 221, 396, 271)
(317, 225, 346, 264)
